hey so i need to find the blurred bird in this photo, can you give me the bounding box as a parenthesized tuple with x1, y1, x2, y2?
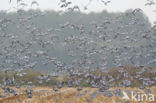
(145, 0, 155, 6)
(31, 1, 39, 7)
(101, 0, 111, 5)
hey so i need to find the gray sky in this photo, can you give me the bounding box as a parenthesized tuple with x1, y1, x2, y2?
(0, 0, 156, 24)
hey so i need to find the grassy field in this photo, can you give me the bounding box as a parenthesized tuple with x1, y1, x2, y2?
(0, 66, 156, 103)
(0, 86, 156, 103)
(0, 65, 155, 87)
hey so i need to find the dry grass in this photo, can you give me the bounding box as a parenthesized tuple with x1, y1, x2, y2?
(0, 65, 155, 87)
(0, 66, 156, 103)
(0, 87, 156, 103)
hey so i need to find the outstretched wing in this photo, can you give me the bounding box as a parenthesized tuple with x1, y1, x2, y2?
(31, 1, 39, 7)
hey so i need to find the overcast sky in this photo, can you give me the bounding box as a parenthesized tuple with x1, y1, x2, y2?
(0, 0, 156, 24)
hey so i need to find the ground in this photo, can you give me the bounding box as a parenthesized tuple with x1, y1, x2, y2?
(0, 86, 156, 103)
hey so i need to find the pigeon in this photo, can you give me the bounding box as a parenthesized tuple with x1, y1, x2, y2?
(31, 1, 39, 7)
(145, 0, 155, 6)
(53, 86, 58, 92)
(101, 0, 111, 5)
(77, 86, 82, 91)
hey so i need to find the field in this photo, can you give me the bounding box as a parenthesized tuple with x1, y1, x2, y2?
(0, 86, 156, 103)
(0, 66, 156, 103)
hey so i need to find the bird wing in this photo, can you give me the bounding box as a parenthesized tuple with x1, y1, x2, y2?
(31, 1, 39, 7)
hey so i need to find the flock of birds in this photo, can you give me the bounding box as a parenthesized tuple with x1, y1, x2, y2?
(9, 0, 39, 7)
(0, 66, 155, 100)
(0, 0, 155, 101)
(8, 0, 156, 11)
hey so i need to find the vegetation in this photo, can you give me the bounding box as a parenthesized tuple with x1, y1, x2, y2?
(0, 86, 156, 103)
(0, 65, 155, 88)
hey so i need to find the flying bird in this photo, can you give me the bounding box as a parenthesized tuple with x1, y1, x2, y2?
(17, 0, 22, 4)
(152, 25, 156, 31)
(68, 5, 80, 11)
(101, 0, 111, 5)
(31, 1, 39, 7)
(80, 0, 92, 10)
(145, 0, 155, 6)
(60, 2, 72, 8)
(132, 8, 143, 15)
(19, 2, 28, 7)
(58, 0, 66, 5)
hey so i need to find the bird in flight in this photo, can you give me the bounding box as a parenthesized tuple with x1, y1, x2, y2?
(132, 8, 143, 15)
(31, 1, 39, 7)
(9, 0, 22, 4)
(60, 1, 72, 8)
(19, 2, 28, 7)
(145, 0, 155, 6)
(68, 5, 80, 12)
(80, 1, 91, 10)
(101, 0, 111, 5)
